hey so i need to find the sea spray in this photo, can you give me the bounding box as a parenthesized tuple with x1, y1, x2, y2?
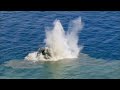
(66, 17, 83, 57)
(25, 17, 83, 61)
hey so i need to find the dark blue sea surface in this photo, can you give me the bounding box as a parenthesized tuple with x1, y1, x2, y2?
(0, 11, 120, 79)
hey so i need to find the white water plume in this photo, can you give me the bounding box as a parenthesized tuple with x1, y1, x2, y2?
(25, 17, 83, 62)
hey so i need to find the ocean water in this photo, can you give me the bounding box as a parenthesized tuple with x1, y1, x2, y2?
(0, 11, 120, 79)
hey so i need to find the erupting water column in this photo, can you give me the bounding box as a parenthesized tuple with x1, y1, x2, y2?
(25, 17, 83, 61)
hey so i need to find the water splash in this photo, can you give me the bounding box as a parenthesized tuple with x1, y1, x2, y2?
(25, 17, 83, 62)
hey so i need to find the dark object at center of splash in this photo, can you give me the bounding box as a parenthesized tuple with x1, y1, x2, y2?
(37, 47, 52, 59)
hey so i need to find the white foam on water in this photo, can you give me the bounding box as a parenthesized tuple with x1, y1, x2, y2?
(25, 17, 83, 62)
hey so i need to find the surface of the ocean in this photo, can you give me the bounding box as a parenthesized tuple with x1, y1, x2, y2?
(0, 11, 120, 79)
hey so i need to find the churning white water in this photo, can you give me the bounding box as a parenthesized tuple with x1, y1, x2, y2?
(25, 17, 83, 62)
